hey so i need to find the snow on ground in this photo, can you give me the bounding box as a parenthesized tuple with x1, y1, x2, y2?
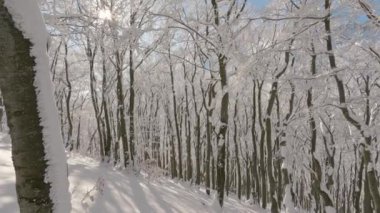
(0, 134, 263, 213)
(0, 135, 19, 213)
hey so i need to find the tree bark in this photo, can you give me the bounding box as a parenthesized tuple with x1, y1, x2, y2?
(183, 66, 193, 181)
(168, 49, 182, 179)
(251, 81, 260, 202)
(233, 99, 242, 199)
(129, 48, 136, 165)
(257, 80, 267, 209)
(115, 50, 129, 167)
(203, 80, 215, 195)
(100, 41, 112, 160)
(63, 41, 73, 151)
(0, 2, 68, 211)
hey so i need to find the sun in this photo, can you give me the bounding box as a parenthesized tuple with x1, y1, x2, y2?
(98, 9, 112, 20)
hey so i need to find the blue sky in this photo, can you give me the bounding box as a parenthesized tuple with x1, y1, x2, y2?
(248, 0, 270, 8)
(248, 0, 376, 23)
(249, 0, 380, 10)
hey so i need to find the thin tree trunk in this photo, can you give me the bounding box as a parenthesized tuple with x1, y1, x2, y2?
(191, 83, 201, 185)
(184, 68, 193, 181)
(129, 49, 136, 165)
(63, 41, 73, 151)
(86, 36, 104, 161)
(251, 81, 260, 202)
(168, 49, 182, 179)
(100, 42, 112, 160)
(233, 99, 242, 199)
(165, 105, 178, 178)
(204, 81, 215, 195)
(257, 80, 267, 209)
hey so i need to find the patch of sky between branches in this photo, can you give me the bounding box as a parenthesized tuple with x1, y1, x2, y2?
(247, 0, 270, 9)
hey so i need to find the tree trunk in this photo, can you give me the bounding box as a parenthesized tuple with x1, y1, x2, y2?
(0, 2, 69, 211)
(63, 41, 73, 151)
(115, 50, 129, 167)
(86, 35, 104, 161)
(233, 99, 242, 200)
(169, 48, 182, 179)
(165, 106, 178, 178)
(183, 68, 193, 180)
(129, 49, 136, 165)
(257, 81, 267, 209)
(216, 54, 229, 206)
(279, 81, 295, 211)
(204, 81, 215, 195)
(251, 81, 260, 202)
(190, 81, 201, 185)
(210, 0, 229, 206)
(100, 42, 112, 160)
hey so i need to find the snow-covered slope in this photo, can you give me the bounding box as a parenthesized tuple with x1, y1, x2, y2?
(0, 135, 18, 213)
(0, 134, 262, 213)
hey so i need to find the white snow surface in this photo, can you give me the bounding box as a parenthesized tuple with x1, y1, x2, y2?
(0, 134, 262, 213)
(3, 0, 71, 212)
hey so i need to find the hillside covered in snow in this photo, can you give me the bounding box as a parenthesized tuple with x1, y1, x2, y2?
(0, 134, 262, 213)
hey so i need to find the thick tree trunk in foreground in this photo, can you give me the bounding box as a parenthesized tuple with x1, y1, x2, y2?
(0, 2, 63, 211)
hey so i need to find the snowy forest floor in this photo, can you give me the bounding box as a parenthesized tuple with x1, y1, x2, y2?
(0, 133, 264, 213)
